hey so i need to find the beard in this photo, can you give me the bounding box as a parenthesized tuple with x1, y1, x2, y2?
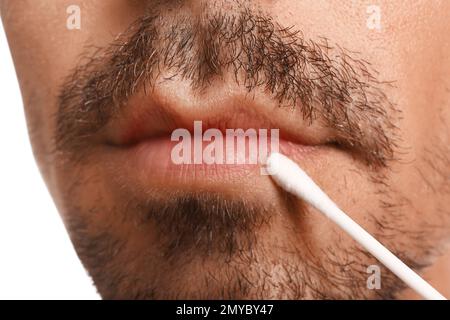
(58, 168, 447, 300)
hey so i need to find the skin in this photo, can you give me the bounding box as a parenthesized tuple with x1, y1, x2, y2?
(1, 0, 449, 299)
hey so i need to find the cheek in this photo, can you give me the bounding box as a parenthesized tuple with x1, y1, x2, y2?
(1, 1, 144, 193)
(20, 83, 56, 185)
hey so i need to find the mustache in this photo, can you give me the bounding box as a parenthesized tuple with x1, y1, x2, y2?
(55, 6, 399, 167)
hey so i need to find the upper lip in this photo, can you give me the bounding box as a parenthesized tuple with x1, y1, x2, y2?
(103, 85, 337, 148)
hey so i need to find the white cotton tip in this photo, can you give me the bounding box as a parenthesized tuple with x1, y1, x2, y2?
(266, 152, 446, 300)
(266, 152, 331, 213)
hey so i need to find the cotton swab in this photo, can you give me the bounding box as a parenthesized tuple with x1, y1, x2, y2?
(266, 152, 446, 300)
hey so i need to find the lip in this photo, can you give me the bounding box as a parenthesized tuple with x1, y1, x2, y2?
(104, 82, 337, 147)
(99, 84, 339, 191)
(103, 135, 332, 195)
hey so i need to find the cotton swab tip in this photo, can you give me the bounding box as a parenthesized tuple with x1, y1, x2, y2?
(266, 152, 330, 212)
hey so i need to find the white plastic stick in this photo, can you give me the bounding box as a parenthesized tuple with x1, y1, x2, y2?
(266, 152, 446, 300)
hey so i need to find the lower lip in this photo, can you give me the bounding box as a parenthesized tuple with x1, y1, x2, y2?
(106, 136, 330, 190)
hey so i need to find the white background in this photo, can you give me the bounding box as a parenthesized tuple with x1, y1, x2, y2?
(0, 21, 99, 299)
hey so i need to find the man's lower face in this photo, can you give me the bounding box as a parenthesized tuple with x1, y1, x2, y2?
(56, 147, 445, 299)
(50, 6, 448, 299)
(2, 0, 449, 299)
